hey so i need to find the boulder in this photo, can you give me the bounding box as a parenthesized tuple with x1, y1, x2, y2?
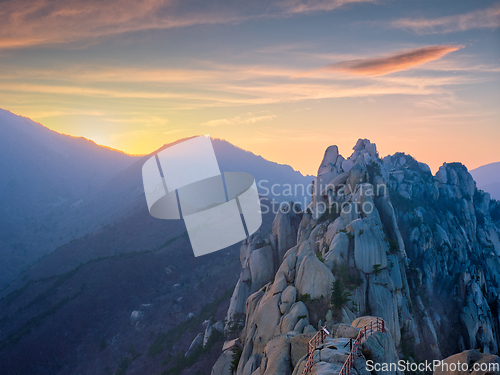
(317, 145, 339, 175)
(362, 330, 401, 375)
(244, 290, 264, 340)
(213, 321, 224, 333)
(346, 164, 368, 194)
(203, 320, 223, 346)
(226, 278, 251, 331)
(262, 334, 292, 375)
(294, 318, 309, 333)
(321, 172, 349, 196)
(185, 333, 204, 357)
(278, 246, 298, 283)
(295, 254, 334, 300)
(342, 307, 356, 324)
(222, 338, 241, 352)
(290, 333, 316, 367)
(320, 347, 348, 364)
(325, 310, 333, 324)
(280, 302, 308, 334)
(303, 325, 317, 334)
(242, 354, 261, 375)
(211, 349, 234, 375)
(324, 232, 349, 270)
(348, 218, 388, 274)
(352, 316, 379, 329)
(342, 159, 355, 174)
(310, 362, 343, 375)
(270, 271, 288, 295)
(253, 294, 282, 353)
(291, 356, 307, 375)
(272, 208, 299, 262)
(334, 324, 359, 339)
(280, 286, 297, 315)
(250, 245, 275, 293)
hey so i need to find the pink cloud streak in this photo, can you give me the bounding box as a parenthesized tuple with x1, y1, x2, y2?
(313, 45, 461, 76)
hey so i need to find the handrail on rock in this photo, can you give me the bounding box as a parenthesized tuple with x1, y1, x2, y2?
(301, 317, 385, 375)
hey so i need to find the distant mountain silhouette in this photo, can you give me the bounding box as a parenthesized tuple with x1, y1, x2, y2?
(0, 109, 312, 288)
(0, 109, 136, 286)
(0, 109, 312, 375)
(470, 162, 500, 200)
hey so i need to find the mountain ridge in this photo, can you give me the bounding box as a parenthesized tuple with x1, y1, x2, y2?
(471, 161, 500, 200)
(0, 109, 312, 288)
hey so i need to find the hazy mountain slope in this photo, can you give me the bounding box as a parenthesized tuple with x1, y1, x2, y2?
(0, 110, 311, 288)
(0, 109, 137, 286)
(0, 197, 277, 375)
(471, 162, 500, 200)
(0, 138, 311, 291)
(72, 137, 313, 253)
(0, 111, 313, 374)
(212, 138, 313, 204)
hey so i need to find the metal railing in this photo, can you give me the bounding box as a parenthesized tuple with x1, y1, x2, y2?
(302, 317, 385, 375)
(302, 326, 329, 375)
(338, 317, 385, 375)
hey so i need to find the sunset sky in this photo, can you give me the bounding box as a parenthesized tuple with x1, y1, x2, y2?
(1, 0, 499, 175)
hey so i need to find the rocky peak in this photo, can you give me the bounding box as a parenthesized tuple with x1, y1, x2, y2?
(213, 139, 500, 375)
(311, 139, 380, 219)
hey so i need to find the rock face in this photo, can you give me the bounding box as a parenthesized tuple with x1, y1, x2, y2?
(295, 252, 334, 300)
(211, 349, 235, 375)
(185, 333, 204, 357)
(225, 206, 303, 332)
(213, 139, 500, 375)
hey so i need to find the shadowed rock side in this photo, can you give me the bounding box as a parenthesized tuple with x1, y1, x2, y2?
(212, 139, 500, 375)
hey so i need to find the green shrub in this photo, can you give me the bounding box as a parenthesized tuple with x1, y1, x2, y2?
(297, 293, 312, 303)
(338, 229, 354, 240)
(230, 347, 243, 373)
(161, 330, 225, 375)
(331, 279, 351, 310)
(388, 238, 399, 254)
(372, 264, 382, 275)
(148, 287, 233, 357)
(332, 264, 363, 289)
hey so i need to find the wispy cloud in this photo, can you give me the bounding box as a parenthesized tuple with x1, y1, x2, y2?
(201, 113, 276, 126)
(0, 69, 479, 108)
(0, 43, 489, 110)
(278, 0, 375, 14)
(0, 0, 240, 49)
(0, 0, 372, 50)
(389, 3, 500, 34)
(309, 45, 461, 76)
(0, 63, 298, 83)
